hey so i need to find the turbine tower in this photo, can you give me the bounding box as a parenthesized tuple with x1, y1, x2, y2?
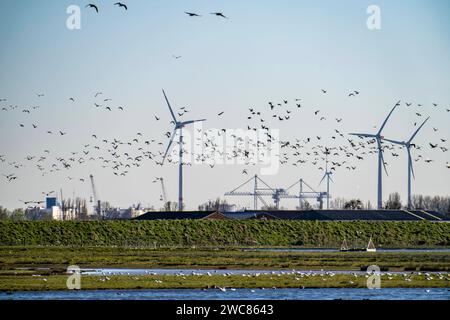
(349, 101, 400, 210)
(319, 151, 334, 209)
(161, 89, 206, 211)
(382, 117, 429, 209)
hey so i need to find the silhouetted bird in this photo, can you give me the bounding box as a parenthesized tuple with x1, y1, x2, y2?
(85, 4, 99, 13)
(211, 12, 228, 19)
(185, 12, 201, 17)
(114, 2, 128, 10)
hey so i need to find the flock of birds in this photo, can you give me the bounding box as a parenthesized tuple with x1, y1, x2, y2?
(84, 2, 230, 20)
(1, 88, 449, 203)
(67, 269, 449, 293)
(85, 3, 128, 13)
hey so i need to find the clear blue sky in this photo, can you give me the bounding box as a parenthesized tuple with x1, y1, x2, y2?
(0, 0, 449, 210)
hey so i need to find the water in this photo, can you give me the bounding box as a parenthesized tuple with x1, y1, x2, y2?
(1, 288, 448, 300)
(242, 248, 450, 253)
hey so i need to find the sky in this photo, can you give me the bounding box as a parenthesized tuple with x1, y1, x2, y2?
(0, 0, 449, 211)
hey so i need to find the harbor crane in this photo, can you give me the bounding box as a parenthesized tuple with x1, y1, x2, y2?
(225, 174, 328, 210)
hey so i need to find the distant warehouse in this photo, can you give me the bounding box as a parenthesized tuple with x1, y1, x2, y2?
(134, 209, 449, 222)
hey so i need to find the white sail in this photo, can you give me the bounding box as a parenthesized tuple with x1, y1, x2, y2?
(366, 237, 376, 252)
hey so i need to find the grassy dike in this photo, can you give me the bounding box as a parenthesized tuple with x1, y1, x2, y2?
(1, 220, 449, 247)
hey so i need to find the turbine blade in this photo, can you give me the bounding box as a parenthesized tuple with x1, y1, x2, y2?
(348, 133, 376, 138)
(329, 174, 335, 184)
(162, 89, 178, 123)
(408, 148, 415, 180)
(408, 116, 429, 144)
(378, 139, 388, 176)
(319, 174, 326, 186)
(181, 119, 206, 126)
(382, 138, 405, 145)
(378, 100, 400, 135)
(162, 128, 177, 164)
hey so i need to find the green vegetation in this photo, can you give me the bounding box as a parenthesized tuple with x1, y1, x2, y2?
(0, 273, 448, 291)
(1, 220, 449, 247)
(1, 247, 449, 272)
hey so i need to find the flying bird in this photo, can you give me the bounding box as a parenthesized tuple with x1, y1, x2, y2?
(114, 2, 128, 10)
(185, 12, 201, 17)
(210, 12, 228, 19)
(85, 4, 99, 13)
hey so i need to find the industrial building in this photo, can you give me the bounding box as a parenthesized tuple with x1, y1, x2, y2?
(135, 209, 449, 221)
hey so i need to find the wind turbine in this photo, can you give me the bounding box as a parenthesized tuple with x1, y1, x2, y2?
(382, 117, 429, 210)
(349, 101, 400, 210)
(161, 89, 206, 211)
(319, 151, 334, 209)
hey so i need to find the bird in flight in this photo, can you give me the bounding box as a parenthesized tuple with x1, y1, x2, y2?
(218, 111, 224, 116)
(172, 55, 182, 59)
(211, 12, 228, 19)
(69, 98, 75, 102)
(86, 4, 99, 13)
(185, 12, 201, 17)
(114, 2, 128, 10)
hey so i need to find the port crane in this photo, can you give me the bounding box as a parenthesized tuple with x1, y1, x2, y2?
(225, 175, 328, 210)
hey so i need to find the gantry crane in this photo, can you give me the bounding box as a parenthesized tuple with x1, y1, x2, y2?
(225, 174, 328, 210)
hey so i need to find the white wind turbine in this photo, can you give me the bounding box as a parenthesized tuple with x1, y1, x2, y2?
(161, 89, 206, 211)
(382, 117, 429, 210)
(349, 101, 400, 209)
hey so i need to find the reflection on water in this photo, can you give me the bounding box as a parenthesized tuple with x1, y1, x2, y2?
(1, 288, 449, 300)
